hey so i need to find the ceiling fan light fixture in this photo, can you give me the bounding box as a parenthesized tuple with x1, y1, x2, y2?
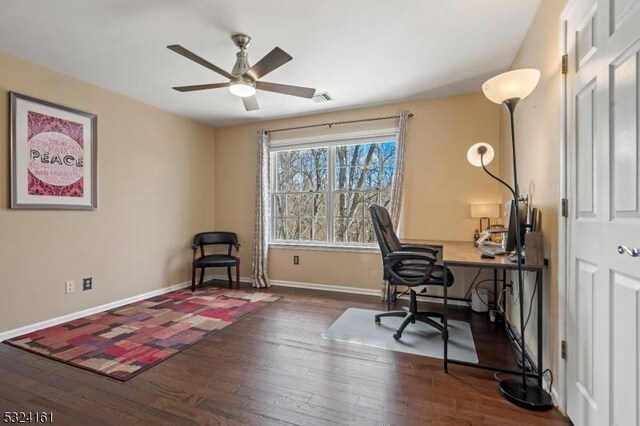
(229, 80, 256, 97)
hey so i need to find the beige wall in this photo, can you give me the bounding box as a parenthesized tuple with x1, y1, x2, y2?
(215, 93, 501, 294)
(0, 52, 216, 333)
(499, 0, 567, 391)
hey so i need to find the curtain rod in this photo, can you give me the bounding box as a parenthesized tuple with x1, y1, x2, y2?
(265, 112, 414, 134)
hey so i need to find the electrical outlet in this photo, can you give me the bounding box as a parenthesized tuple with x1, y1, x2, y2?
(83, 277, 93, 291)
(293, 255, 299, 265)
(65, 280, 75, 294)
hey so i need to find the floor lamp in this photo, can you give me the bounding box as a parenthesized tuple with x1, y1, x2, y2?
(466, 69, 553, 411)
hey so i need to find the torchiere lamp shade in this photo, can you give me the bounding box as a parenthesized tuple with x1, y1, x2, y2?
(482, 69, 541, 104)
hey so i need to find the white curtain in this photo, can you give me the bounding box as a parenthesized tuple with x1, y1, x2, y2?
(390, 110, 409, 228)
(251, 130, 271, 288)
(382, 110, 410, 300)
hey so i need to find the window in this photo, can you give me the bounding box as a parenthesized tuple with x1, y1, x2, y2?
(271, 132, 397, 246)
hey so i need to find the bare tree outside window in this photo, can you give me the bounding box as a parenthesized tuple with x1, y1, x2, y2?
(334, 142, 395, 243)
(272, 141, 396, 245)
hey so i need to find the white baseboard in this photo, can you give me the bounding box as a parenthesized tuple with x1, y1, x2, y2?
(271, 279, 381, 296)
(210, 274, 381, 296)
(210, 274, 253, 284)
(210, 274, 471, 305)
(0, 275, 215, 341)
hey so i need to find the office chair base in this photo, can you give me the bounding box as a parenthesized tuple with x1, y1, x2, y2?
(376, 311, 447, 340)
(499, 380, 553, 411)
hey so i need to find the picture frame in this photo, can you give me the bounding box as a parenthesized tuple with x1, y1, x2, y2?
(10, 92, 97, 210)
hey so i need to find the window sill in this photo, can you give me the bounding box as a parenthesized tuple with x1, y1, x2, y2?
(269, 242, 380, 254)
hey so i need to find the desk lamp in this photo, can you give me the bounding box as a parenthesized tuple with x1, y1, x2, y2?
(467, 69, 553, 410)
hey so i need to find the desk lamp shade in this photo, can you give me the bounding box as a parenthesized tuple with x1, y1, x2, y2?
(470, 203, 501, 219)
(482, 69, 540, 104)
(467, 142, 494, 167)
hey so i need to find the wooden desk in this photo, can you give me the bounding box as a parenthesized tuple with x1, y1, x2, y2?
(437, 241, 544, 386)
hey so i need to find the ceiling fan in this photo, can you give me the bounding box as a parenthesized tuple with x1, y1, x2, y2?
(168, 34, 316, 111)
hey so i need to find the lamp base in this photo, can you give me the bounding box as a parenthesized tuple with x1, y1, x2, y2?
(499, 380, 553, 411)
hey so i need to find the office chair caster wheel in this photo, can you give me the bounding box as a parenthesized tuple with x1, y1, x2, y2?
(393, 332, 402, 340)
(375, 317, 381, 325)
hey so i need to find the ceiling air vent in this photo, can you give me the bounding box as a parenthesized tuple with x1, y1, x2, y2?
(312, 92, 334, 103)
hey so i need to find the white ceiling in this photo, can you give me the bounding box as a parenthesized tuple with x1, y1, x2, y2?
(0, 0, 541, 127)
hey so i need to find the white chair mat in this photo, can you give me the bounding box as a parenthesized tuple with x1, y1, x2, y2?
(322, 308, 478, 363)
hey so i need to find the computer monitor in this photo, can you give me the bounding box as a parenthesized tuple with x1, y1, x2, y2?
(504, 200, 528, 252)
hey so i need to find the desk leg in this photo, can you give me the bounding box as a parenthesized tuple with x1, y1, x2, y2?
(443, 267, 449, 373)
(537, 270, 543, 388)
(493, 269, 498, 308)
(503, 270, 507, 318)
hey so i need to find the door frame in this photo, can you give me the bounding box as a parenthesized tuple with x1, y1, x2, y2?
(557, 0, 580, 415)
(558, 0, 592, 416)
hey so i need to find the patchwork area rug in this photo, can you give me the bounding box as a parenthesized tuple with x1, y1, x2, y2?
(323, 308, 478, 363)
(4, 287, 279, 380)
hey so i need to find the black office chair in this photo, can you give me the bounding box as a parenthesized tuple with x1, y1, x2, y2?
(369, 204, 455, 340)
(191, 232, 240, 291)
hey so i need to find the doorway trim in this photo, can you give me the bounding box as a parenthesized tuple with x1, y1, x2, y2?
(557, 0, 583, 415)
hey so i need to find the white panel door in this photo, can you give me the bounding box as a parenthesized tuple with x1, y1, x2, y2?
(564, 0, 640, 425)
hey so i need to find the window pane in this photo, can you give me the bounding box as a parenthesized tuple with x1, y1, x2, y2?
(335, 166, 349, 190)
(276, 151, 293, 192)
(275, 218, 286, 240)
(381, 164, 394, 189)
(364, 165, 380, 190)
(334, 218, 348, 243)
(363, 218, 376, 243)
(301, 170, 314, 192)
(290, 150, 301, 170)
(347, 218, 363, 243)
(313, 217, 327, 242)
(300, 218, 312, 241)
(286, 194, 300, 215)
(350, 193, 365, 218)
(380, 191, 391, 209)
(274, 194, 286, 217)
(314, 194, 327, 218)
(316, 168, 328, 191)
(335, 145, 348, 167)
(334, 192, 350, 218)
(349, 166, 364, 190)
(285, 218, 299, 240)
(272, 141, 395, 245)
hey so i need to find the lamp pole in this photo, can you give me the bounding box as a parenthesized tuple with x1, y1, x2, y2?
(503, 98, 528, 392)
(472, 102, 552, 410)
(493, 98, 552, 411)
(472, 68, 552, 410)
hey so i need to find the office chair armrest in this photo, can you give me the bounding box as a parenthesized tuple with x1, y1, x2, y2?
(385, 252, 435, 286)
(400, 245, 439, 256)
(386, 251, 437, 263)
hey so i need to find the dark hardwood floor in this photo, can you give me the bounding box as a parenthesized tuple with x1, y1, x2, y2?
(0, 281, 570, 425)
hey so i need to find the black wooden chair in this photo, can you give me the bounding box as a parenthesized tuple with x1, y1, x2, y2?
(191, 232, 240, 291)
(369, 204, 455, 340)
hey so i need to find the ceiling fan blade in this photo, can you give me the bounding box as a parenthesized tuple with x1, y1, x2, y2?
(244, 47, 292, 81)
(167, 44, 235, 80)
(255, 81, 316, 98)
(243, 95, 260, 111)
(172, 82, 230, 92)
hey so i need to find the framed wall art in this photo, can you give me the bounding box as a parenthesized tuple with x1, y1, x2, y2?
(10, 92, 97, 209)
